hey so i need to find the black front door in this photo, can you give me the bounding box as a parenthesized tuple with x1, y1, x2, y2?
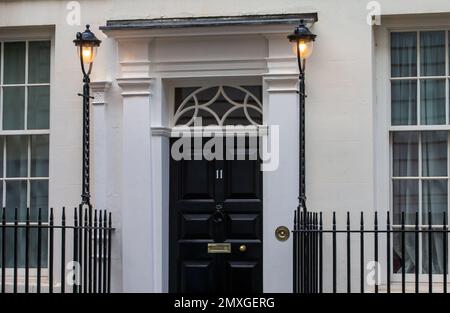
(169, 137, 263, 293)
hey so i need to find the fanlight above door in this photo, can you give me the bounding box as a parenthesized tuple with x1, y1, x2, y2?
(173, 86, 263, 127)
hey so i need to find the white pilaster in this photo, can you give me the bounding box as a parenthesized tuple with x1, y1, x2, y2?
(90, 81, 112, 210)
(148, 77, 170, 292)
(262, 33, 299, 293)
(117, 76, 154, 292)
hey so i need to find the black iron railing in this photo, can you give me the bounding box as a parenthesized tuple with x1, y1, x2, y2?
(0, 207, 113, 293)
(293, 210, 449, 293)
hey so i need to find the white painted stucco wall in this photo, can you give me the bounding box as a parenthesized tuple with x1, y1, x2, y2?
(2, 0, 450, 292)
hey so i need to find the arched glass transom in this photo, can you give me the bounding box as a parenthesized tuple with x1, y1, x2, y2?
(173, 85, 263, 127)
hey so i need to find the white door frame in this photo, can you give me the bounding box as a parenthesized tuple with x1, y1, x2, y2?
(101, 21, 303, 292)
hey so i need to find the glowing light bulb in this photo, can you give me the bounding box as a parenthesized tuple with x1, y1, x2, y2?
(292, 40, 314, 59)
(299, 42, 307, 55)
(82, 46, 94, 64)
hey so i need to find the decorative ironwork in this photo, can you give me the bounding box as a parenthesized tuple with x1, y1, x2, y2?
(293, 210, 449, 293)
(0, 207, 113, 293)
(173, 86, 263, 127)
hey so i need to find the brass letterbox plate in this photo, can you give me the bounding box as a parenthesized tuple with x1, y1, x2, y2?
(207, 243, 231, 254)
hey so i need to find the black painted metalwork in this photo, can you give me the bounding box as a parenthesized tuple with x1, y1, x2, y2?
(107, 212, 112, 293)
(332, 212, 336, 293)
(73, 25, 101, 207)
(444, 212, 448, 293)
(293, 210, 450, 293)
(0, 207, 113, 293)
(93, 210, 98, 293)
(25, 208, 30, 293)
(37, 208, 42, 293)
(13, 208, 18, 293)
(49, 208, 54, 293)
(428, 211, 433, 293)
(415, 211, 419, 293)
(386, 211, 391, 294)
(73, 208, 78, 294)
(360, 212, 364, 293)
(289, 19, 317, 294)
(102, 211, 108, 293)
(83, 208, 88, 293)
(61, 207, 66, 294)
(0, 209, 4, 293)
(346, 212, 351, 293)
(98, 210, 103, 293)
(374, 212, 378, 293)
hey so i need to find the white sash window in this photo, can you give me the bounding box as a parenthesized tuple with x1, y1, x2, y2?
(390, 30, 449, 276)
(0, 40, 50, 268)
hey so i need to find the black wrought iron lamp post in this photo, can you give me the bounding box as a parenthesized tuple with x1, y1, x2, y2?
(74, 25, 101, 206)
(288, 20, 316, 216)
(289, 20, 316, 294)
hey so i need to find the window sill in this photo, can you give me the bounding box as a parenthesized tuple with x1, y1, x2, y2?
(367, 282, 450, 293)
(1, 276, 66, 293)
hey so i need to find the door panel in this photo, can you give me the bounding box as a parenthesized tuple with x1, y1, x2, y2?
(180, 213, 212, 239)
(227, 213, 261, 240)
(180, 259, 215, 293)
(226, 260, 261, 292)
(223, 144, 261, 211)
(170, 136, 262, 293)
(179, 159, 215, 201)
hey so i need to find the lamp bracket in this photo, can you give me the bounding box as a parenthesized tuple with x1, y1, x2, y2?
(299, 17, 316, 28)
(78, 93, 94, 100)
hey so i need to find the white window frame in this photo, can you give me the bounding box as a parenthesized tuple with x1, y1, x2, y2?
(164, 76, 267, 137)
(0, 32, 53, 279)
(172, 85, 263, 127)
(375, 18, 450, 286)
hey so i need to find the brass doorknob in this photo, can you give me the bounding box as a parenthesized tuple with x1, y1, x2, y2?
(275, 226, 290, 241)
(239, 245, 247, 252)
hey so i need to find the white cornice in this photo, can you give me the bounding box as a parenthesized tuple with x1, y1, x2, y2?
(0, 25, 54, 41)
(263, 74, 299, 93)
(117, 77, 153, 97)
(151, 125, 269, 137)
(90, 81, 112, 91)
(151, 127, 172, 137)
(102, 24, 295, 40)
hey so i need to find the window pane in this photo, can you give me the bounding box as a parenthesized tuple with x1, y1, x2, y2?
(29, 180, 49, 267)
(6, 135, 27, 178)
(393, 180, 418, 224)
(391, 32, 417, 77)
(422, 233, 445, 274)
(3, 42, 25, 84)
(5, 180, 27, 222)
(27, 228, 48, 268)
(3, 86, 25, 130)
(422, 180, 447, 225)
(393, 232, 416, 274)
(30, 180, 48, 222)
(28, 86, 50, 129)
(0, 228, 48, 268)
(31, 135, 49, 177)
(391, 80, 417, 125)
(392, 131, 418, 177)
(422, 131, 447, 177)
(420, 31, 445, 76)
(28, 41, 50, 84)
(420, 79, 445, 125)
